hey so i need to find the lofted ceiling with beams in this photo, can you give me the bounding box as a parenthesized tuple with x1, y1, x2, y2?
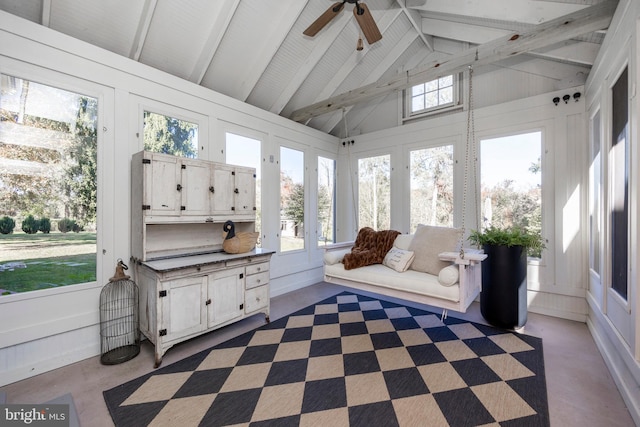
(0, 0, 618, 136)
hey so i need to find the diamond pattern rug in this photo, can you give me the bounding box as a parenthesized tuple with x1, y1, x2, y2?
(103, 291, 549, 426)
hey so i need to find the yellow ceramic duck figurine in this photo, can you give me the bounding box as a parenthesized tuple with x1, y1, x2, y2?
(222, 220, 259, 254)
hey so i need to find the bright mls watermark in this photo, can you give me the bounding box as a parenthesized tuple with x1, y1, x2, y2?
(1, 405, 69, 426)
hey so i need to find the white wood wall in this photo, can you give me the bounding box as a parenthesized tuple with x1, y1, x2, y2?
(0, 11, 335, 386)
(584, 0, 640, 424)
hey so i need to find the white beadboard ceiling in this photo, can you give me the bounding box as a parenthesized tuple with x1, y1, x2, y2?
(0, 0, 617, 136)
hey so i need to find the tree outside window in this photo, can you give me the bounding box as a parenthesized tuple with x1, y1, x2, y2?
(280, 147, 305, 252)
(0, 75, 98, 294)
(358, 155, 390, 230)
(143, 111, 198, 158)
(481, 131, 543, 257)
(410, 145, 453, 230)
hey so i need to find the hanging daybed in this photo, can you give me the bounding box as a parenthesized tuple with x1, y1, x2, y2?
(323, 226, 486, 314)
(325, 67, 485, 315)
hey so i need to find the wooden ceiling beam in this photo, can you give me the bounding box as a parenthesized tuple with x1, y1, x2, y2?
(290, 0, 616, 123)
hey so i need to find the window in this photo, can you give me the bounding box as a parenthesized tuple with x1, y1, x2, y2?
(481, 131, 542, 257)
(225, 132, 262, 247)
(589, 111, 601, 275)
(143, 110, 198, 158)
(358, 155, 390, 230)
(610, 67, 629, 300)
(280, 147, 305, 252)
(407, 74, 457, 117)
(410, 145, 454, 230)
(317, 156, 336, 246)
(0, 74, 98, 294)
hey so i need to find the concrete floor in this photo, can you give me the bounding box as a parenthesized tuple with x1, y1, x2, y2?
(1, 282, 634, 426)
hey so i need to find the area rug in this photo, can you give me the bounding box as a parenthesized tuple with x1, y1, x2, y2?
(104, 291, 549, 426)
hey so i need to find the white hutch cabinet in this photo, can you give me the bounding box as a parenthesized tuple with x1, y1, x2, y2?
(130, 151, 272, 367)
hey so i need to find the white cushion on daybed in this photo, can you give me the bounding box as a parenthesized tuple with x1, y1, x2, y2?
(324, 248, 351, 265)
(324, 262, 460, 302)
(438, 265, 459, 287)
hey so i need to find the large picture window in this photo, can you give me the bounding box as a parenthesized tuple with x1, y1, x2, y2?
(226, 131, 262, 246)
(317, 156, 336, 246)
(358, 154, 390, 230)
(410, 145, 453, 230)
(610, 67, 629, 300)
(481, 131, 543, 257)
(280, 146, 305, 252)
(0, 74, 98, 294)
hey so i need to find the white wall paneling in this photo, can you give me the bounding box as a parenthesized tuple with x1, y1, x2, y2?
(0, 12, 336, 386)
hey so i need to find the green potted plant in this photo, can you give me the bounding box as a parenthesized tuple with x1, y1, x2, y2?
(468, 226, 546, 329)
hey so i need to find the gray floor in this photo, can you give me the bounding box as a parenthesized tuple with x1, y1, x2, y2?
(1, 282, 634, 427)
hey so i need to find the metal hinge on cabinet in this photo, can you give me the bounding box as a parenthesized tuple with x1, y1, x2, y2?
(181, 206, 186, 211)
(239, 273, 244, 279)
(239, 304, 244, 310)
(159, 290, 167, 298)
(142, 205, 151, 210)
(181, 164, 186, 169)
(177, 184, 182, 191)
(205, 299, 211, 305)
(209, 186, 214, 193)
(142, 158, 151, 164)
(159, 329, 167, 336)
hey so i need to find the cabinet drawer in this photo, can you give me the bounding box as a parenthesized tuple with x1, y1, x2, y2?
(245, 285, 268, 313)
(246, 262, 269, 276)
(246, 271, 269, 290)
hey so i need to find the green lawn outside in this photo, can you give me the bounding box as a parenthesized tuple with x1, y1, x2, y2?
(0, 231, 97, 294)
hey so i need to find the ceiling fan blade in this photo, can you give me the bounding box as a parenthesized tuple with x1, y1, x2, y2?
(303, 2, 345, 37)
(353, 3, 382, 44)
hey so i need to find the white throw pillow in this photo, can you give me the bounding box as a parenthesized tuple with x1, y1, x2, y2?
(323, 248, 351, 265)
(438, 265, 459, 287)
(383, 248, 415, 273)
(393, 234, 414, 251)
(408, 225, 463, 275)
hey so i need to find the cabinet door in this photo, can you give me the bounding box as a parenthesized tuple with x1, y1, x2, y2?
(181, 159, 212, 215)
(161, 275, 207, 342)
(207, 267, 244, 327)
(144, 154, 181, 215)
(234, 166, 256, 215)
(211, 164, 235, 215)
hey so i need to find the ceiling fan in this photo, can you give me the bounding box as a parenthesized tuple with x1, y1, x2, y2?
(303, 0, 382, 45)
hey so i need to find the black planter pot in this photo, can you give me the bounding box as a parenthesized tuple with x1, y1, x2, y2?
(480, 244, 528, 329)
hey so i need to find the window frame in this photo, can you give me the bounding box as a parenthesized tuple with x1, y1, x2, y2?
(316, 154, 337, 247)
(403, 73, 462, 121)
(279, 144, 306, 253)
(408, 143, 455, 231)
(478, 127, 548, 264)
(135, 97, 208, 159)
(356, 152, 392, 231)
(0, 63, 112, 301)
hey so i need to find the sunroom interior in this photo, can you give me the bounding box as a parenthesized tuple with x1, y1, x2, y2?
(0, 0, 639, 425)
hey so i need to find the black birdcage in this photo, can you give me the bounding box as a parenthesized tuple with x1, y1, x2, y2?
(100, 260, 140, 365)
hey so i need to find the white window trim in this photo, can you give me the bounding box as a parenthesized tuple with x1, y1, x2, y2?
(402, 72, 463, 123)
(134, 96, 208, 158)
